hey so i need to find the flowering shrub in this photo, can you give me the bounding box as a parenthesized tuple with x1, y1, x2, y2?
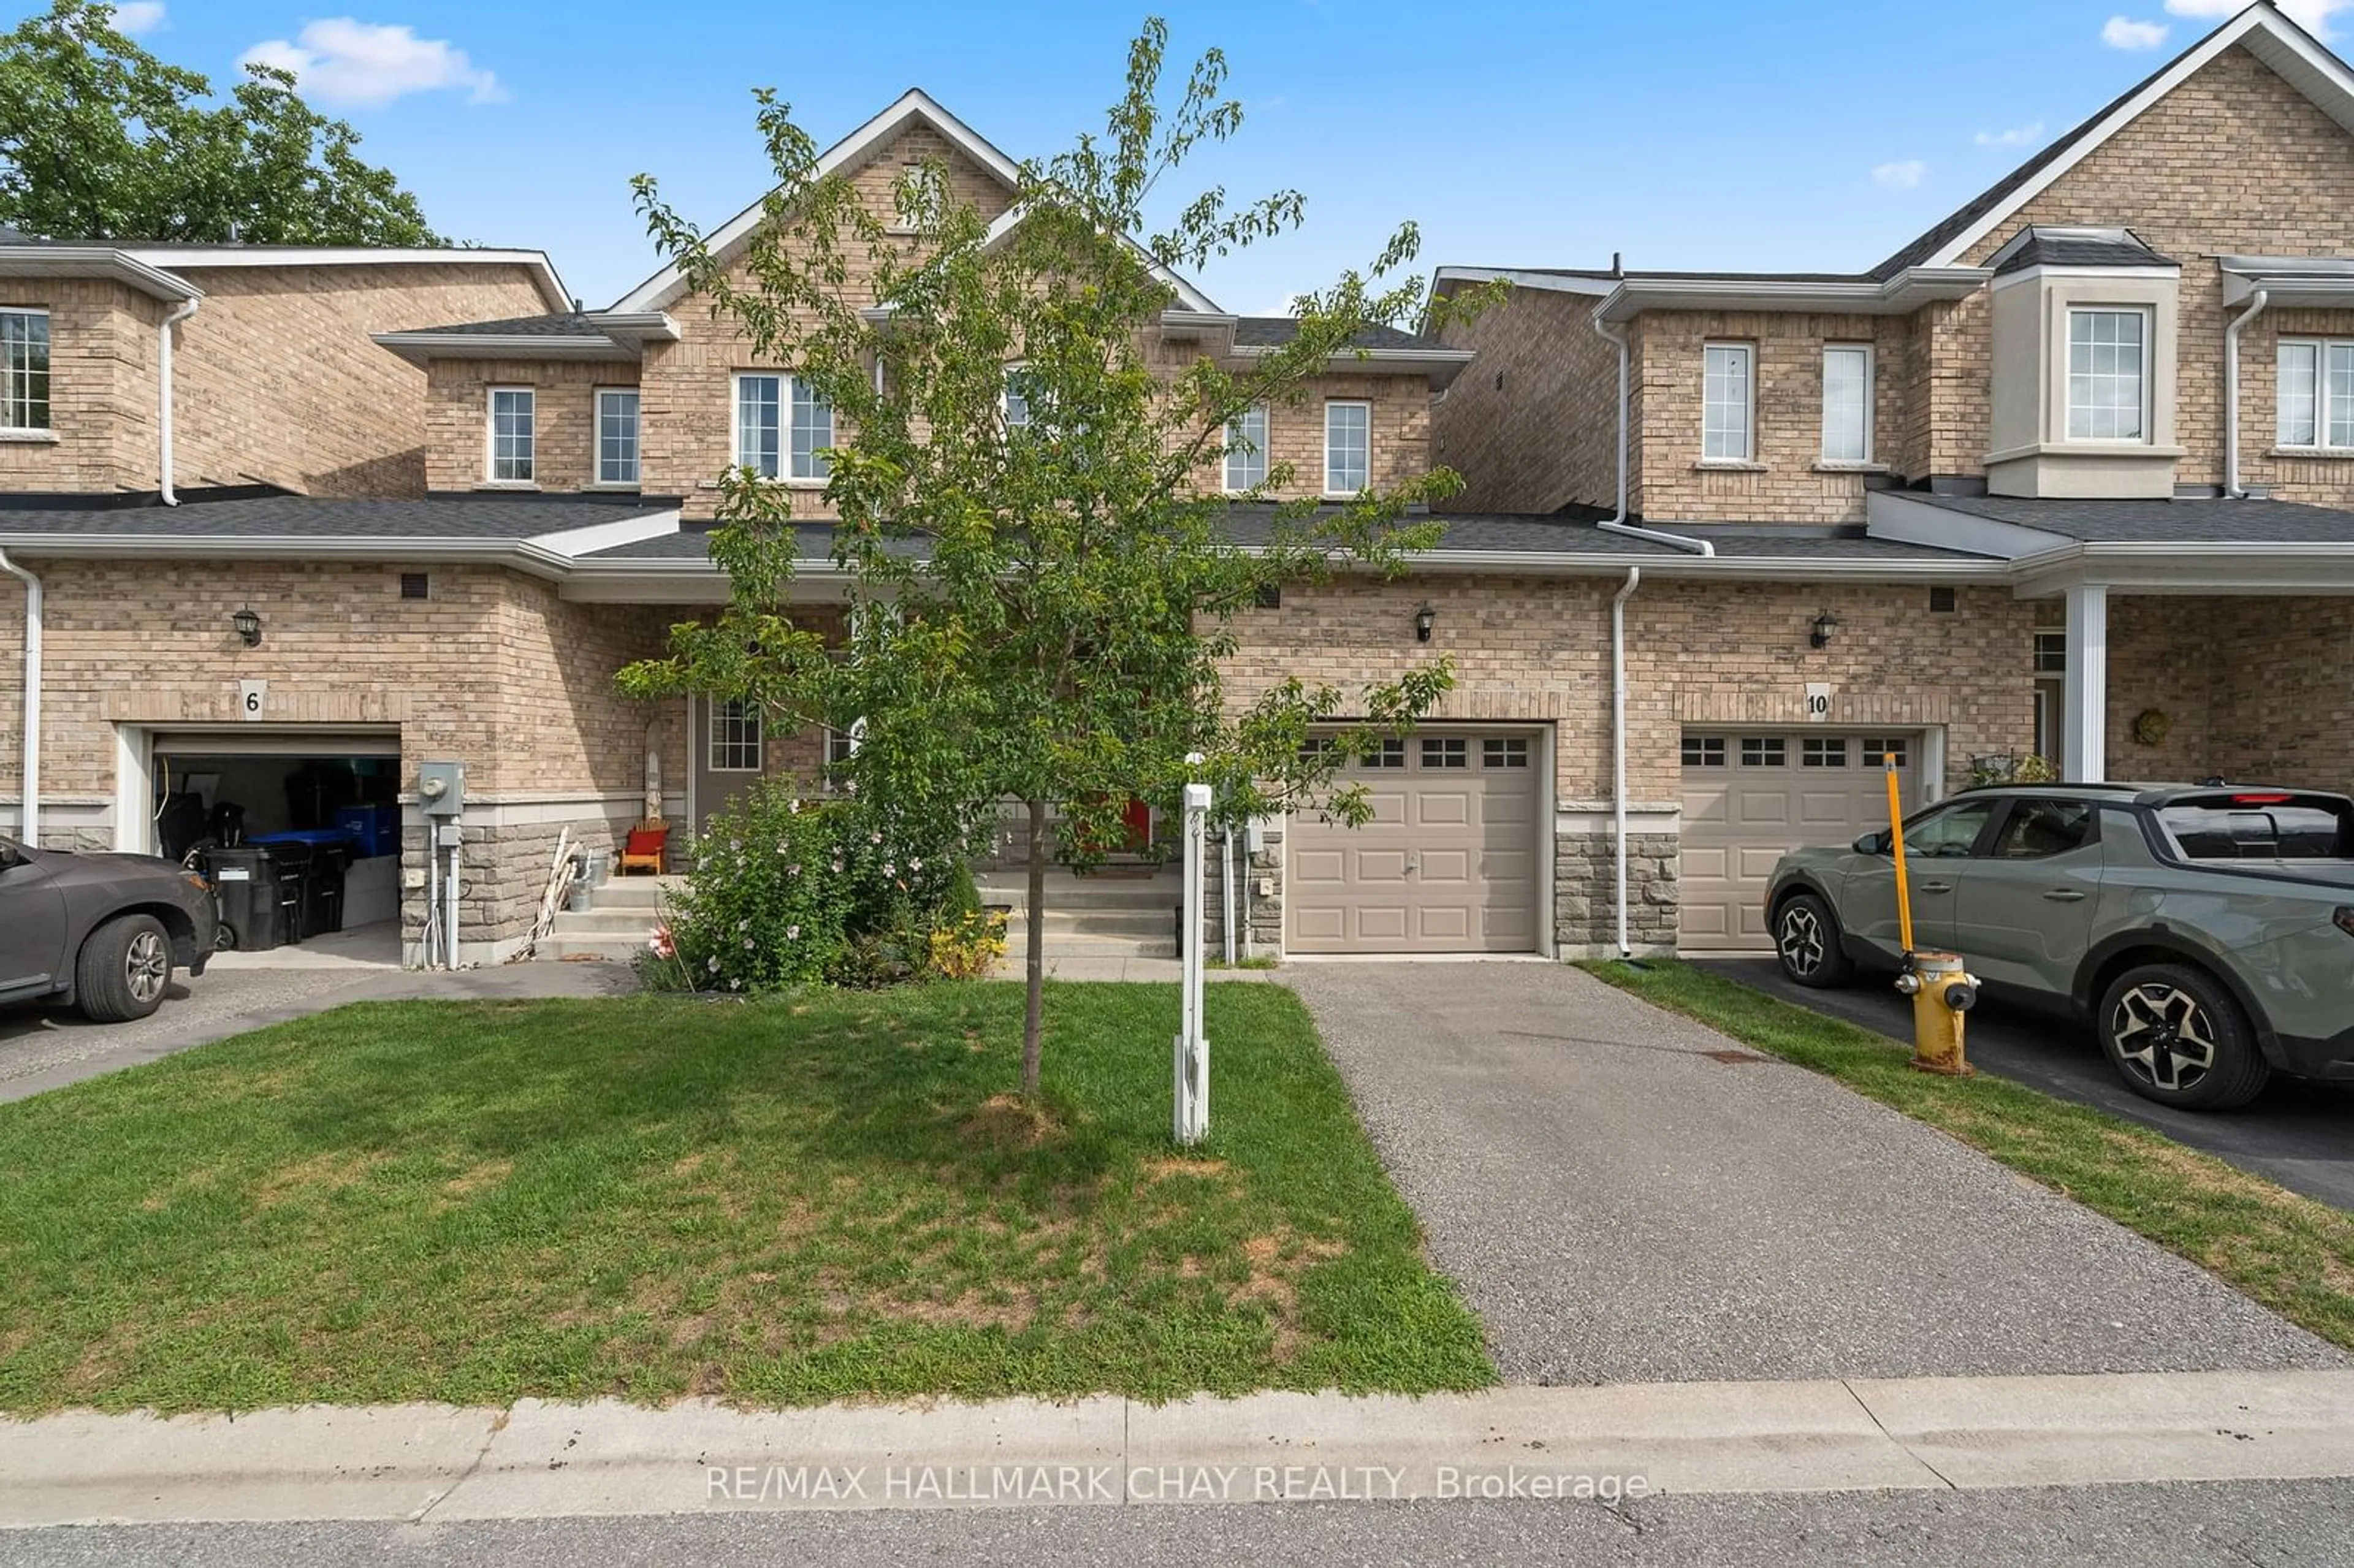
(928, 908, 1008, 980)
(663, 781, 972, 993)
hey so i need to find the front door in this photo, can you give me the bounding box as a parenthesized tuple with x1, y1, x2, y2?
(692, 696, 769, 834)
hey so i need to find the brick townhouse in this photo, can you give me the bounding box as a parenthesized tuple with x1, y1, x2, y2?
(5, 1, 2354, 970)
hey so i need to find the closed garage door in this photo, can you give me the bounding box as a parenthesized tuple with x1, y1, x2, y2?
(1679, 731, 1917, 953)
(1288, 731, 1543, 954)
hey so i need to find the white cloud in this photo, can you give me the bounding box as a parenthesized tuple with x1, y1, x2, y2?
(1974, 122, 2044, 148)
(240, 18, 503, 108)
(113, 1, 165, 32)
(1871, 159, 1927, 191)
(2167, 0, 2353, 41)
(2101, 15, 2171, 48)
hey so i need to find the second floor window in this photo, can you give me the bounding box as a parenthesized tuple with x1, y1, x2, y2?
(1821, 345, 1873, 464)
(1324, 400, 1369, 494)
(596, 388, 640, 485)
(1225, 403, 1268, 491)
(2066, 308, 2147, 442)
(1, 308, 50, 432)
(736, 373, 832, 481)
(1702, 344, 1753, 462)
(487, 387, 534, 482)
(2277, 339, 2354, 449)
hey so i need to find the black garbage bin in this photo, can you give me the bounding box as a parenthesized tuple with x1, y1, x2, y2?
(304, 840, 351, 937)
(203, 845, 284, 951)
(253, 838, 312, 946)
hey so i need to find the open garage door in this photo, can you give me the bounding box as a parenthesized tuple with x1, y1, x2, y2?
(1287, 730, 1544, 955)
(1679, 731, 1918, 953)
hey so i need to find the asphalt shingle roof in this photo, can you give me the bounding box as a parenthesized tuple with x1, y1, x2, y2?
(1991, 231, 2175, 275)
(394, 311, 610, 338)
(1903, 492, 2354, 544)
(0, 493, 671, 541)
(1230, 318, 1450, 352)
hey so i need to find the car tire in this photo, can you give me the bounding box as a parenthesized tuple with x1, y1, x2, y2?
(1773, 891, 1853, 989)
(76, 913, 174, 1024)
(2097, 962, 2269, 1111)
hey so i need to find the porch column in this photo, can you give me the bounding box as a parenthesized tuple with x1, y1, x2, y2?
(2063, 584, 2108, 782)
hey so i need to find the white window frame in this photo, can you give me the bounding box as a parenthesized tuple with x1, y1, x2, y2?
(0, 307, 50, 433)
(707, 698, 764, 773)
(1702, 343, 1754, 463)
(735, 372, 831, 483)
(1819, 343, 1874, 465)
(1323, 400, 1371, 496)
(893, 162, 943, 231)
(1002, 363, 1034, 432)
(2276, 337, 2354, 451)
(484, 386, 535, 484)
(1224, 402, 1269, 492)
(594, 386, 640, 487)
(2064, 306, 2151, 444)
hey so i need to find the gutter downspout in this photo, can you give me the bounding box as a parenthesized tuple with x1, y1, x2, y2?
(1591, 314, 1715, 557)
(0, 548, 40, 848)
(158, 298, 200, 505)
(2224, 288, 2268, 500)
(1611, 566, 1640, 958)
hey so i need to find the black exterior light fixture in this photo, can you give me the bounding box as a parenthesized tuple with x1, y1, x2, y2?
(231, 606, 263, 647)
(1413, 601, 1436, 643)
(1810, 611, 1839, 650)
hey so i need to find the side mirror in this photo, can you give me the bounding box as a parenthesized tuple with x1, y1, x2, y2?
(1853, 831, 1889, 856)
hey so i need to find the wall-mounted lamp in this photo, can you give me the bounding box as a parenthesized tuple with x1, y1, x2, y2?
(1809, 611, 1839, 650)
(230, 606, 263, 647)
(1413, 601, 1436, 644)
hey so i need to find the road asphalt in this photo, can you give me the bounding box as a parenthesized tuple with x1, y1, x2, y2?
(1280, 962, 2345, 1383)
(1711, 957, 2354, 1212)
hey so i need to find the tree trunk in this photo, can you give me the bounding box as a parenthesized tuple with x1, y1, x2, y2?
(1021, 796, 1048, 1098)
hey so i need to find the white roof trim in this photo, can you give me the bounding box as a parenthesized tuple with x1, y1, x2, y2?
(1431, 267, 1620, 297)
(0, 246, 201, 302)
(973, 200, 1222, 314)
(1592, 267, 1989, 323)
(1921, 6, 2354, 268)
(609, 88, 1023, 314)
(371, 331, 637, 366)
(117, 245, 571, 311)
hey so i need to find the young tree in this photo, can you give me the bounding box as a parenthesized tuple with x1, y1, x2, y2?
(619, 20, 1493, 1097)
(0, 0, 441, 245)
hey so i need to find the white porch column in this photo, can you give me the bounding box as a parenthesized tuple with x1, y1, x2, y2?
(2063, 584, 2109, 782)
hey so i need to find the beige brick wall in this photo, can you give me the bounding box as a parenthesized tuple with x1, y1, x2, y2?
(1632, 311, 1912, 524)
(0, 279, 162, 494)
(424, 359, 637, 493)
(1219, 575, 2037, 804)
(2105, 595, 2354, 786)
(168, 262, 555, 497)
(1430, 283, 1618, 514)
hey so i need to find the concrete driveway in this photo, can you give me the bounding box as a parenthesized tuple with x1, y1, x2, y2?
(1713, 957, 2354, 1213)
(1282, 962, 2345, 1386)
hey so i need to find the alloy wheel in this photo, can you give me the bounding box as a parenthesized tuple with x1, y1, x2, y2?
(126, 930, 169, 1006)
(2109, 982, 2217, 1094)
(1777, 905, 1826, 979)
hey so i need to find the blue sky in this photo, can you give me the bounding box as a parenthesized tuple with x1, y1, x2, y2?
(37, 0, 2344, 312)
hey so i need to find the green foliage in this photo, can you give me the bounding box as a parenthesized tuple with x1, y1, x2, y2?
(660, 781, 972, 993)
(0, 0, 440, 244)
(1966, 751, 2059, 789)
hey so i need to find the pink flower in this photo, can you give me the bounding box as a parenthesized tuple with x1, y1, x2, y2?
(648, 925, 676, 960)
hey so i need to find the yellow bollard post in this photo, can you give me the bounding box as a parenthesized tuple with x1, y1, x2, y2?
(1882, 752, 1978, 1077)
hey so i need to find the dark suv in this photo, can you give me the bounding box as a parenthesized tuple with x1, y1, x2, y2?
(1764, 786, 2354, 1111)
(0, 836, 217, 1022)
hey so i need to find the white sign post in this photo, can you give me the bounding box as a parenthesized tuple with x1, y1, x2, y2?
(1174, 780, 1212, 1146)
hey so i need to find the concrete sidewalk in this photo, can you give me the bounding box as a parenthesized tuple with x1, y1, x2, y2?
(7, 1370, 2354, 1528)
(1281, 963, 2346, 1384)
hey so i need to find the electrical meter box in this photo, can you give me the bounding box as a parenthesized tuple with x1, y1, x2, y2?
(417, 760, 466, 818)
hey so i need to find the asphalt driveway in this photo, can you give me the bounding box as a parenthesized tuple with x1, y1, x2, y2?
(1713, 958, 2354, 1213)
(1282, 962, 2345, 1386)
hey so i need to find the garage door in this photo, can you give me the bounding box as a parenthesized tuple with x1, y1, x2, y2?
(1679, 731, 1916, 953)
(1288, 731, 1542, 954)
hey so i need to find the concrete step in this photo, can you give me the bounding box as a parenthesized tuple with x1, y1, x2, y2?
(997, 908, 1176, 940)
(1002, 934, 1178, 960)
(977, 877, 1179, 914)
(580, 878, 683, 909)
(535, 934, 645, 962)
(548, 910, 664, 937)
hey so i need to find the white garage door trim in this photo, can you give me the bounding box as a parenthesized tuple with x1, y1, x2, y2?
(1678, 728, 1924, 955)
(1286, 726, 1550, 957)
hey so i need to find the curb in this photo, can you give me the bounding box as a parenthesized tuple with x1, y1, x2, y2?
(7, 1369, 2354, 1526)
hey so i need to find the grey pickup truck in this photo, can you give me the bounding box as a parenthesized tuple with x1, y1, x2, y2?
(1765, 785, 2354, 1111)
(0, 835, 218, 1022)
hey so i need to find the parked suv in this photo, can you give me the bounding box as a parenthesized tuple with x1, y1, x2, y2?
(0, 835, 217, 1022)
(1765, 786, 2354, 1111)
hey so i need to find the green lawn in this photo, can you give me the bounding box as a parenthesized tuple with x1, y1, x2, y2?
(1583, 959, 2354, 1350)
(0, 984, 1491, 1414)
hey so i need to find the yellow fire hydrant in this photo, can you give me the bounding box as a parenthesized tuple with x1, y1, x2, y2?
(1881, 754, 1978, 1077)
(1896, 951, 1979, 1076)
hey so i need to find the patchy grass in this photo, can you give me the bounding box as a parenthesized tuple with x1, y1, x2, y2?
(1582, 959, 2354, 1350)
(0, 984, 1490, 1414)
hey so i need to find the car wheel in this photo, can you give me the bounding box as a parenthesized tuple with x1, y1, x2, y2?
(1773, 892, 1852, 988)
(76, 913, 174, 1024)
(215, 920, 237, 951)
(2098, 962, 2269, 1111)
